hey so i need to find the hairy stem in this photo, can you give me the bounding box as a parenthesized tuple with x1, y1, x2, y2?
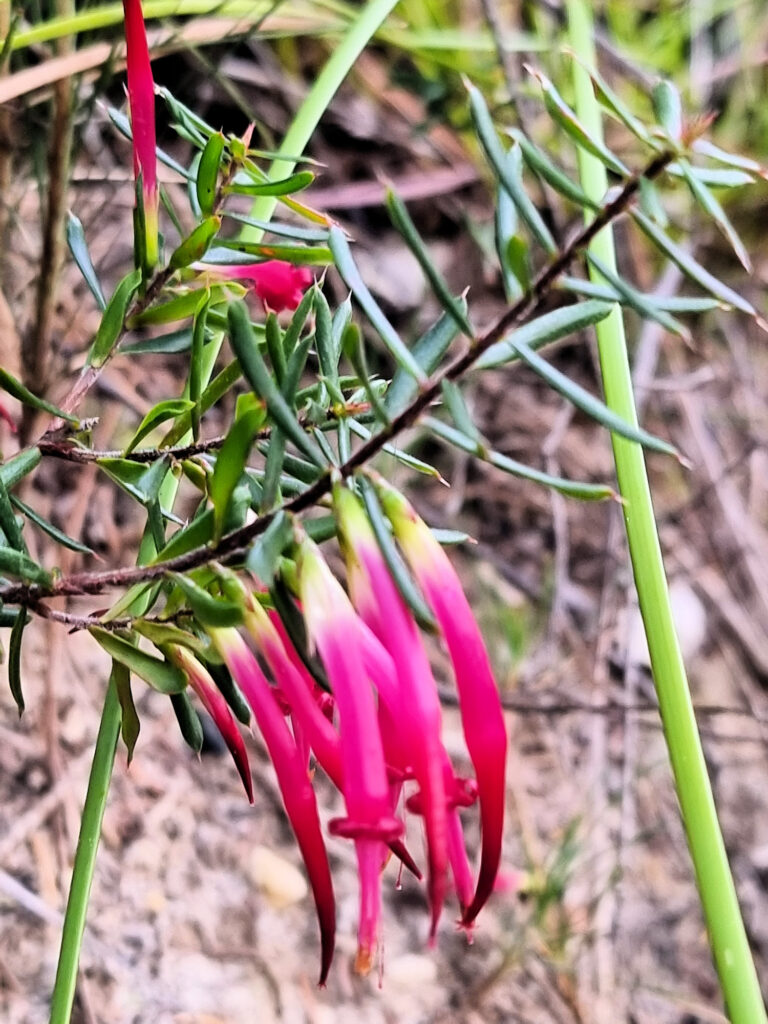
(565, 1, 766, 1020)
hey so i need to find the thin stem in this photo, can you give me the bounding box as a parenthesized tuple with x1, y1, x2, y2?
(48, 679, 121, 1024)
(565, 2, 766, 1020)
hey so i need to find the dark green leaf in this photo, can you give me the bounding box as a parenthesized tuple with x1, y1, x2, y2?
(223, 213, 330, 242)
(8, 609, 26, 715)
(385, 307, 463, 417)
(227, 302, 325, 467)
(425, 416, 616, 500)
(98, 455, 171, 507)
(123, 326, 195, 355)
(0, 549, 51, 585)
(386, 189, 473, 336)
(0, 448, 41, 490)
(114, 660, 140, 763)
(66, 212, 107, 310)
(10, 494, 93, 555)
(133, 620, 213, 662)
(206, 661, 251, 726)
(0, 475, 24, 551)
(189, 295, 209, 440)
(90, 627, 187, 694)
(509, 129, 600, 209)
(170, 690, 204, 754)
(130, 287, 226, 327)
(88, 268, 142, 368)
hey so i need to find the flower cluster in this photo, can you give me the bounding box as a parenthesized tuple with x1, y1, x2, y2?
(185, 479, 507, 983)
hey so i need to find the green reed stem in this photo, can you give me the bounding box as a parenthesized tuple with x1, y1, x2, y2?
(565, 1, 765, 1020)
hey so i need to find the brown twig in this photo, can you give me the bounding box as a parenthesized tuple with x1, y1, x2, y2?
(4, 148, 674, 610)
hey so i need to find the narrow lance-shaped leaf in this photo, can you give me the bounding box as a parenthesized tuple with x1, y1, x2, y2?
(677, 160, 752, 272)
(476, 299, 615, 369)
(631, 208, 758, 317)
(88, 268, 142, 367)
(224, 170, 314, 197)
(0, 368, 77, 423)
(508, 128, 600, 210)
(587, 254, 690, 340)
(89, 627, 187, 694)
(0, 448, 41, 490)
(651, 79, 683, 143)
(8, 609, 26, 716)
(169, 573, 244, 627)
(0, 475, 25, 551)
(465, 80, 556, 254)
(692, 139, 767, 179)
(196, 132, 225, 216)
(114, 660, 140, 763)
(559, 276, 722, 313)
(210, 404, 266, 540)
(385, 306, 463, 417)
(504, 338, 680, 457)
(425, 416, 616, 500)
(66, 212, 107, 310)
(169, 216, 221, 271)
(386, 189, 474, 336)
(170, 690, 204, 754)
(329, 227, 426, 383)
(227, 301, 326, 467)
(10, 494, 94, 555)
(125, 399, 195, 455)
(526, 66, 630, 176)
(0, 549, 52, 585)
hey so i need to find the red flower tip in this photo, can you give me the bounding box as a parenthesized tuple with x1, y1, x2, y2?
(196, 260, 313, 312)
(122, 0, 159, 267)
(168, 645, 253, 804)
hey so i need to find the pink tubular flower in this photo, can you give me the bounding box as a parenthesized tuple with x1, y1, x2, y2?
(374, 476, 508, 927)
(198, 260, 313, 313)
(167, 645, 253, 804)
(332, 484, 449, 940)
(297, 535, 403, 975)
(123, 0, 159, 268)
(209, 627, 336, 985)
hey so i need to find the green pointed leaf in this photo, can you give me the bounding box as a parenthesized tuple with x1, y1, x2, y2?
(206, 661, 251, 726)
(503, 338, 679, 457)
(114, 660, 140, 763)
(169, 216, 221, 271)
(527, 66, 630, 176)
(108, 106, 193, 181)
(430, 528, 473, 545)
(358, 477, 436, 631)
(90, 628, 187, 694)
(0, 448, 41, 490)
(133, 620, 213, 662)
(220, 241, 331, 266)
(587, 254, 690, 339)
(170, 690, 204, 754)
(476, 300, 615, 369)
(129, 287, 227, 328)
(88, 268, 142, 368)
(580, 63, 655, 145)
(0, 368, 77, 423)
(692, 139, 767, 179)
(509, 129, 600, 209)
(170, 573, 244, 627)
(651, 79, 683, 142)
(631, 209, 757, 316)
(386, 188, 473, 336)
(10, 494, 93, 555)
(97, 455, 171, 507)
(189, 295, 209, 440)
(0, 548, 51, 585)
(425, 416, 616, 500)
(123, 327, 195, 355)
(559, 276, 722, 313)
(669, 165, 755, 188)
(8, 608, 26, 716)
(347, 418, 443, 479)
(225, 170, 315, 197)
(227, 302, 325, 467)
(210, 405, 266, 541)
(329, 227, 427, 383)
(245, 511, 294, 587)
(196, 132, 226, 216)
(677, 160, 752, 271)
(466, 80, 557, 253)
(638, 177, 669, 227)
(441, 380, 480, 440)
(385, 306, 463, 417)
(157, 87, 215, 145)
(223, 213, 330, 242)
(66, 212, 107, 310)
(495, 176, 523, 302)
(0, 475, 24, 551)
(125, 399, 196, 455)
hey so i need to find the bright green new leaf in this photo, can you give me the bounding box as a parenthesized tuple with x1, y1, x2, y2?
(169, 217, 221, 271)
(89, 627, 187, 694)
(209, 405, 266, 541)
(88, 268, 142, 368)
(224, 170, 315, 197)
(196, 132, 226, 216)
(169, 573, 244, 627)
(125, 399, 196, 455)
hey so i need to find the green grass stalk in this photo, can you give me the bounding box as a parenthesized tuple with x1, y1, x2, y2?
(565, 1, 766, 1019)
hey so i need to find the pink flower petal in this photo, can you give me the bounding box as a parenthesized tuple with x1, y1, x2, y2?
(196, 260, 313, 312)
(122, 0, 158, 264)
